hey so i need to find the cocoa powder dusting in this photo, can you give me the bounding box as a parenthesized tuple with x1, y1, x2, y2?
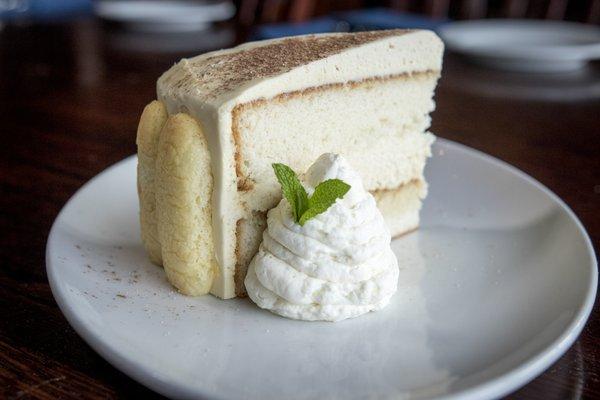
(172, 30, 409, 98)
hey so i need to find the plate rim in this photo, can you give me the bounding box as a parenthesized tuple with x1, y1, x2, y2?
(46, 138, 598, 400)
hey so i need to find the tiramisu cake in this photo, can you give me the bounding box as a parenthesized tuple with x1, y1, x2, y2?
(136, 29, 443, 299)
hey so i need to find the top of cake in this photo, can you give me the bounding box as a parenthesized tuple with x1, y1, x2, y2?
(163, 30, 406, 99)
(157, 29, 443, 109)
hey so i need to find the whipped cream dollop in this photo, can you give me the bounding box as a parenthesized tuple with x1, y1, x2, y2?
(244, 153, 399, 322)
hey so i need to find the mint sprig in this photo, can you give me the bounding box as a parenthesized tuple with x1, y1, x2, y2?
(272, 163, 351, 226)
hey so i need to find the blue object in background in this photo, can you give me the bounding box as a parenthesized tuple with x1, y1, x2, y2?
(249, 16, 343, 41)
(252, 7, 449, 40)
(0, 0, 92, 21)
(336, 8, 448, 31)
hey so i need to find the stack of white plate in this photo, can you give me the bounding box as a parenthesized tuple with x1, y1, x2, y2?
(94, 0, 236, 32)
(439, 20, 600, 73)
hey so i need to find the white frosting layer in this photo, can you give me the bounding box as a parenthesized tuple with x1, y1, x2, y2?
(245, 154, 399, 321)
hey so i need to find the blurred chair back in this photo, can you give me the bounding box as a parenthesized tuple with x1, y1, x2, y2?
(236, 0, 600, 25)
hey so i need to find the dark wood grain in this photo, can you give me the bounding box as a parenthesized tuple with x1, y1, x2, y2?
(0, 19, 598, 399)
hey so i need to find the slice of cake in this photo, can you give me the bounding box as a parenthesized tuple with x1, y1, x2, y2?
(136, 29, 443, 299)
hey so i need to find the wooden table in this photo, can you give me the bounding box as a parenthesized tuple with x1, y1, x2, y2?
(0, 20, 598, 399)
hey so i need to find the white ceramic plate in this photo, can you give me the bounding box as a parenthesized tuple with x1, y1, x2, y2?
(438, 20, 600, 72)
(47, 139, 597, 400)
(94, 1, 236, 32)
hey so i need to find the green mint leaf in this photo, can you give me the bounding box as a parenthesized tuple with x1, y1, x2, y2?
(272, 163, 308, 223)
(299, 179, 351, 226)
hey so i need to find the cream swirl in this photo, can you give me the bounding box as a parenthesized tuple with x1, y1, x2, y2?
(245, 153, 399, 321)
